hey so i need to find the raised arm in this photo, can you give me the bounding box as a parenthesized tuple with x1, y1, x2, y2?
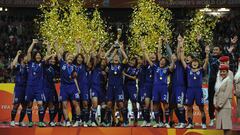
(179, 38, 187, 69)
(203, 45, 210, 70)
(27, 39, 38, 62)
(119, 42, 128, 60)
(177, 34, 183, 60)
(122, 71, 137, 80)
(54, 41, 62, 60)
(11, 50, 22, 69)
(157, 37, 163, 61)
(169, 54, 177, 72)
(140, 40, 153, 66)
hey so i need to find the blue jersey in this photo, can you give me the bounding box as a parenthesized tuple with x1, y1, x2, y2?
(43, 64, 56, 89)
(153, 64, 169, 85)
(124, 65, 139, 85)
(75, 64, 87, 84)
(172, 60, 186, 87)
(60, 59, 76, 85)
(108, 64, 124, 86)
(187, 66, 203, 88)
(27, 60, 44, 87)
(14, 64, 28, 87)
(92, 65, 104, 86)
(137, 65, 146, 86)
(145, 64, 154, 84)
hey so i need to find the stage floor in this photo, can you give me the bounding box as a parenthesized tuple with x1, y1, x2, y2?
(1, 126, 240, 135)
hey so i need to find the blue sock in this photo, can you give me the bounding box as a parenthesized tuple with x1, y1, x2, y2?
(159, 109, 163, 123)
(49, 108, 55, 122)
(143, 109, 150, 123)
(101, 108, 106, 123)
(19, 109, 26, 122)
(188, 117, 193, 124)
(26, 108, 32, 122)
(178, 107, 185, 123)
(58, 108, 63, 122)
(165, 109, 170, 123)
(91, 108, 97, 122)
(121, 108, 128, 124)
(106, 108, 112, 123)
(11, 108, 17, 121)
(82, 108, 89, 122)
(133, 108, 138, 121)
(175, 108, 180, 122)
(38, 106, 45, 122)
(154, 111, 159, 123)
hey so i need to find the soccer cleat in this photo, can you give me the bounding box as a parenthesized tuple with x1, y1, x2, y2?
(153, 123, 160, 128)
(91, 121, 97, 127)
(164, 123, 170, 128)
(159, 122, 164, 128)
(133, 121, 138, 127)
(19, 122, 26, 127)
(175, 123, 185, 128)
(186, 123, 194, 129)
(38, 122, 46, 127)
(72, 121, 81, 127)
(209, 119, 215, 127)
(28, 122, 34, 127)
(202, 123, 207, 129)
(123, 122, 129, 127)
(49, 122, 56, 127)
(83, 122, 88, 127)
(146, 122, 151, 127)
(141, 121, 147, 127)
(10, 121, 15, 127)
(65, 121, 71, 127)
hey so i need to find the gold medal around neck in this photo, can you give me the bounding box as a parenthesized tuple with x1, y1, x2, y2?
(194, 76, 197, 80)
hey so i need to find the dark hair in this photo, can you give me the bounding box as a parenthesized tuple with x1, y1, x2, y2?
(17, 53, 25, 64)
(213, 45, 222, 51)
(48, 55, 58, 65)
(191, 58, 200, 68)
(32, 51, 43, 62)
(63, 51, 69, 61)
(73, 53, 85, 65)
(160, 56, 169, 67)
(129, 57, 138, 67)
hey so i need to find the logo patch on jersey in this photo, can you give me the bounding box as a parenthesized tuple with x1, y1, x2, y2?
(62, 65, 66, 70)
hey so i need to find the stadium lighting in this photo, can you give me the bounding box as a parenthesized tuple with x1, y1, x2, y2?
(199, 7, 212, 12)
(217, 8, 230, 12)
(5, 8, 8, 12)
(0, 7, 3, 12)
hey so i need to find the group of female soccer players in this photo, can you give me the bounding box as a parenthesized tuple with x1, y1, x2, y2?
(10, 35, 210, 129)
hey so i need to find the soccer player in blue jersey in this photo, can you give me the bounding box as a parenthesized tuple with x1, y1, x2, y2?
(141, 38, 176, 128)
(54, 43, 81, 127)
(89, 48, 108, 127)
(42, 43, 59, 127)
(10, 50, 28, 127)
(104, 42, 128, 127)
(24, 39, 47, 127)
(180, 40, 210, 129)
(139, 51, 157, 127)
(170, 35, 187, 128)
(123, 57, 139, 126)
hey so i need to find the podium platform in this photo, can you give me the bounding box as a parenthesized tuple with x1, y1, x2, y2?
(1, 127, 240, 135)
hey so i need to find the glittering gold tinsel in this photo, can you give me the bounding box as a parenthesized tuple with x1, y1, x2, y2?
(39, 0, 109, 53)
(129, 0, 172, 55)
(184, 10, 218, 56)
